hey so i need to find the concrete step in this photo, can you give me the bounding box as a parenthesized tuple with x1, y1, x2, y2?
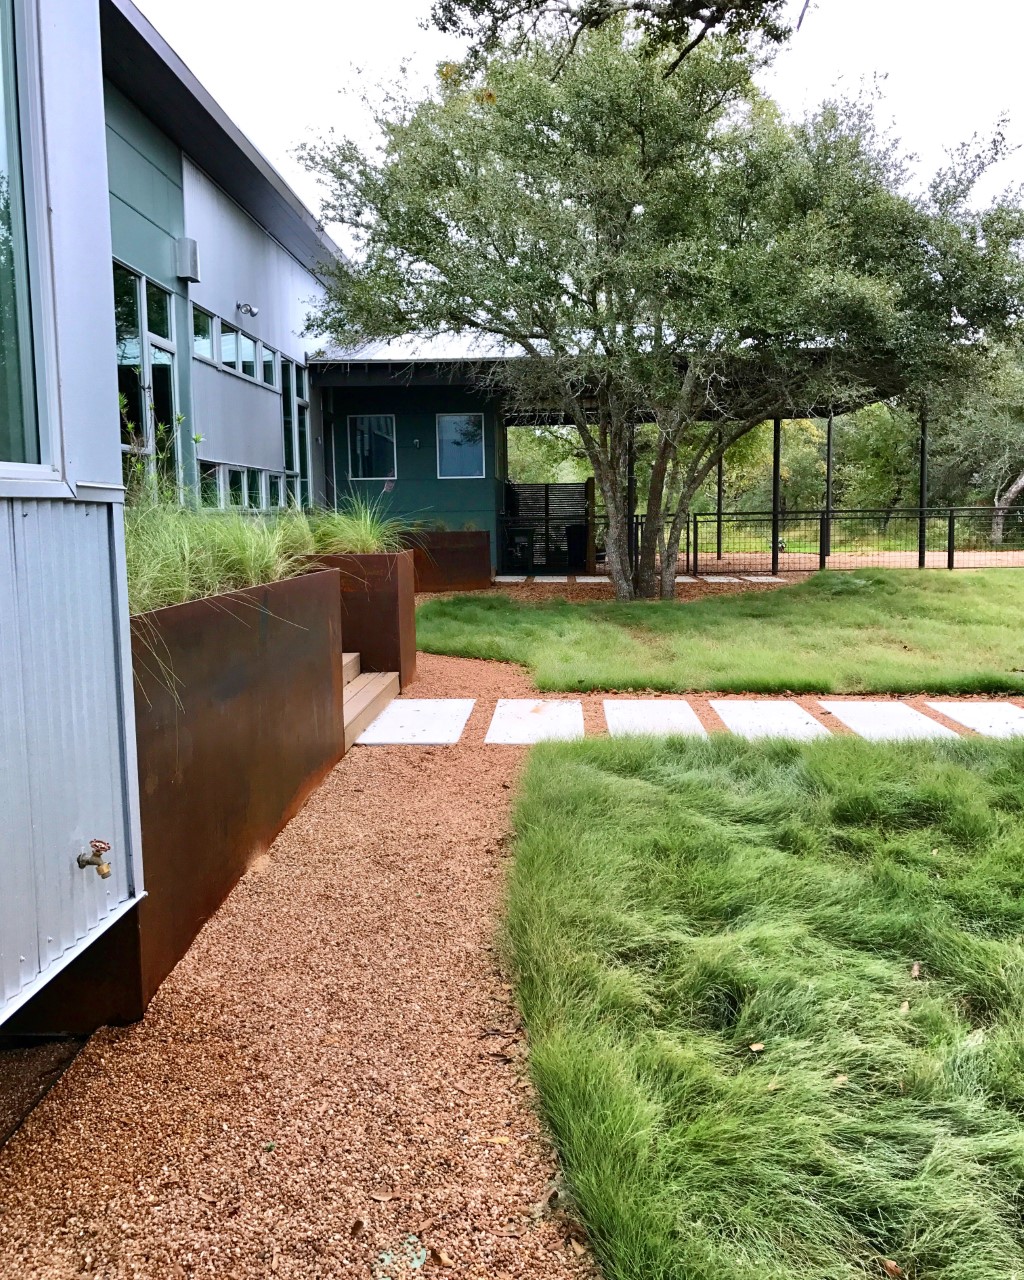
(342, 652, 361, 686)
(343, 671, 400, 749)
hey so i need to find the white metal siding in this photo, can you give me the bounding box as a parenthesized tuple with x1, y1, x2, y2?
(0, 499, 136, 1009)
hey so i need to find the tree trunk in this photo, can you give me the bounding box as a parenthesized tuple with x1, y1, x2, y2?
(992, 468, 1024, 545)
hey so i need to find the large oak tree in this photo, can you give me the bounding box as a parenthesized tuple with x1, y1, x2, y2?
(303, 27, 1023, 599)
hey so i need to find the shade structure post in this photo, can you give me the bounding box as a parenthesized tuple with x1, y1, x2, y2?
(824, 412, 834, 555)
(771, 417, 782, 577)
(716, 430, 724, 560)
(918, 402, 929, 569)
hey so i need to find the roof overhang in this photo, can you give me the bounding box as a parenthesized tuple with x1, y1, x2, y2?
(100, 0, 344, 278)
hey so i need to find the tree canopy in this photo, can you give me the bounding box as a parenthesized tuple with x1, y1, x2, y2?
(429, 0, 790, 73)
(304, 25, 1024, 598)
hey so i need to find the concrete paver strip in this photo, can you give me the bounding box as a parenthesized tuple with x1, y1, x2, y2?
(356, 698, 476, 745)
(603, 699, 708, 737)
(711, 699, 831, 741)
(820, 700, 958, 741)
(924, 701, 1024, 738)
(493, 575, 526, 583)
(701, 575, 743, 582)
(485, 699, 586, 744)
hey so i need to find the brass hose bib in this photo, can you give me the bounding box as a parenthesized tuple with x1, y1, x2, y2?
(77, 839, 112, 880)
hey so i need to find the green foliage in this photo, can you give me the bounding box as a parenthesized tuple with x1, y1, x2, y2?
(430, 0, 791, 70)
(508, 734, 1024, 1280)
(417, 569, 1024, 693)
(124, 493, 412, 616)
(303, 24, 1024, 596)
(507, 424, 592, 483)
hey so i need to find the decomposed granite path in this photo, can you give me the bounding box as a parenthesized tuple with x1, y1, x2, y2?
(0, 656, 597, 1280)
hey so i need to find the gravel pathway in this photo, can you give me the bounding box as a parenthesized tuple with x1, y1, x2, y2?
(0, 655, 592, 1280)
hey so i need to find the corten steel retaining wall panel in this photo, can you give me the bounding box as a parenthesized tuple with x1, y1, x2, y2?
(8, 571, 346, 1034)
(306, 550, 417, 690)
(412, 530, 492, 592)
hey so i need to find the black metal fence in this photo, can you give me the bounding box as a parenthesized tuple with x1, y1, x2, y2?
(684, 507, 1024, 575)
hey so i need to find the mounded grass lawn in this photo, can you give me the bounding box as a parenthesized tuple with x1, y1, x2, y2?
(418, 569, 1024, 693)
(509, 735, 1024, 1280)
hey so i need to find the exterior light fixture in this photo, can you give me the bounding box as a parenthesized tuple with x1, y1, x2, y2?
(237, 301, 259, 317)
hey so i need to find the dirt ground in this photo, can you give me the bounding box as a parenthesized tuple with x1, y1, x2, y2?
(0, 656, 594, 1280)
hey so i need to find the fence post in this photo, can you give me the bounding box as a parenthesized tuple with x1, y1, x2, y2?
(716, 430, 724, 561)
(918, 402, 929, 568)
(819, 514, 828, 571)
(692, 513, 699, 577)
(947, 508, 956, 570)
(685, 512, 691, 574)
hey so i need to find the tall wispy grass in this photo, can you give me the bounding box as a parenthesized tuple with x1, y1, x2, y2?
(509, 734, 1024, 1280)
(124, 494, 413, 615)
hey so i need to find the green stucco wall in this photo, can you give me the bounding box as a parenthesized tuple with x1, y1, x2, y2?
(326, 386, 505, 565)
(104, 82, 194, 486)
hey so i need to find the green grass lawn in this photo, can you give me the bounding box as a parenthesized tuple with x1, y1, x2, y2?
(417, 569, 1024, 693)
(509, 735, 1024, 1280)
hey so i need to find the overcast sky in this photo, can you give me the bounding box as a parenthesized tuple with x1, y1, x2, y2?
(134, 0, 1023, 231)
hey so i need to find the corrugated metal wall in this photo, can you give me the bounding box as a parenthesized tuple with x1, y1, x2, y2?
(0, 499, 136, 1009)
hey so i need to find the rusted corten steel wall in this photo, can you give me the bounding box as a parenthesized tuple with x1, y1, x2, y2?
(8, 570, 346, 1034)
(411, 531, 492, 593)
(307, 550, 417, 690)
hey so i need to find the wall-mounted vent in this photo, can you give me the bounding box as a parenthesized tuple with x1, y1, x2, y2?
(175, 237, 201, 283)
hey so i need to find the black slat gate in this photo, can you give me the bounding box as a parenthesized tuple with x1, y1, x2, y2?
(500, 482, 590, 574)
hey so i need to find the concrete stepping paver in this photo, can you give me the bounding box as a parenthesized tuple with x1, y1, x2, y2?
(743, 575, 785, 582)
(534, 576, 568, 583)
(575, 576, 608, 584)
(711, 699, 830, 741)
(819, 700, 957, 741)
(675, 575, 695, 583)
(925, 701, 1024, 738)
(485, 699, 585, 744)
(494, 575, 526, 583)
(357, 698, 476, 745)
(603, 699, 707, 737)
(701, 575, 743, 583)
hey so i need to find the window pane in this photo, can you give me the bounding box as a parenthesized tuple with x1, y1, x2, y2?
(269, 474, 281, 507)
(247, 468, 262, 508)
(286, 474, 298, 506)
(281, 360, 294, 472)
(200, 462, 220, 507)
(146, 281, 171, 339)
(150, 348, 176, 486)
(348, 414, 395, 479)
(114, 264, 145, 451)
(239, 333, 256, 378)
(228, 468, 244, 505)
(221, 323, 238, 369)
(262, 347, 276, 385)
(0, 5, 38, 464)
(193, 308, 213, 359)
(295, 365, 306, 400)
(437, 413, 484, 478)
(298, 404, 309, 505)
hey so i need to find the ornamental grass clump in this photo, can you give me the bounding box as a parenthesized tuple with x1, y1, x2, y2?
(124, 494, 413, 615)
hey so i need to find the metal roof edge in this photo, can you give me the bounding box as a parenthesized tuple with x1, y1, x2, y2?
(100, 0, 346, 277)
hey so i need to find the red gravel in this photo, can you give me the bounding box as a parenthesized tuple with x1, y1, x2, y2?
(0, 673, 594, 1280)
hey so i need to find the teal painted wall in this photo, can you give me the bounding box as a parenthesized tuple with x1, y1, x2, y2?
(104, 82, 194, 487)
(326, 386, 505, 565)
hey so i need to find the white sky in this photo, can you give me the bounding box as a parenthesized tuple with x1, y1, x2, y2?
(134, 0, 1024, 230)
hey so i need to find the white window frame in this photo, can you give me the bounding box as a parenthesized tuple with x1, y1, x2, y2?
(0, 0, 65, 489)
(436, 412, 486, 480)
(115, 261, 181, 493)
(190, 303, 218, 367)
(347, 413, 397, 483)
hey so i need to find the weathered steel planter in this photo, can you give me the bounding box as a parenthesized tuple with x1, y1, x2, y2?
(412, 530, 492, 593)
(304, 549, 417, 690)
(8, 570, 346, 1034)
